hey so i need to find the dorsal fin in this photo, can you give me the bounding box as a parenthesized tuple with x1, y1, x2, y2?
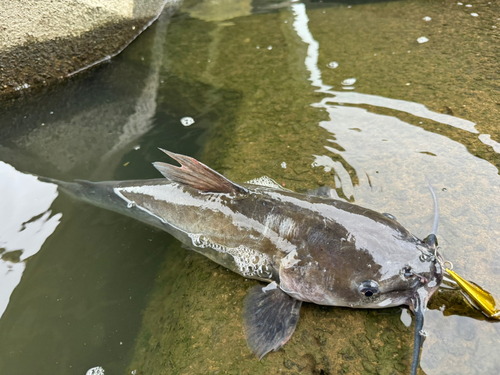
(153, 149, 248, 194)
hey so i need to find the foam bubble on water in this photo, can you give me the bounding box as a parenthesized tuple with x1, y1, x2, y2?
(417, 36, 429, 44)
(180, 117, 195, 126)
(341, 78, 356, 86)
(86, 367, 105, 375)
(327, 61, 339, 69)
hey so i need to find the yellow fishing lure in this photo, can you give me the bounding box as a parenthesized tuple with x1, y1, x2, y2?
(445, 267, 500, 320)
(425, 184, 499, 320)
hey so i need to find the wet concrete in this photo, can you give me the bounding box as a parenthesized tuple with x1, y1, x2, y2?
(0, 0, 180, 98)
(0, 10, 177, 181)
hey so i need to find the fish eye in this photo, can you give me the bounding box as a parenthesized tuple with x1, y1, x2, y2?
(358, 280, 379, 297)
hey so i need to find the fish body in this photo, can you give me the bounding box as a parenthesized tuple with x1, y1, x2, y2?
(40, 150, 443, 374)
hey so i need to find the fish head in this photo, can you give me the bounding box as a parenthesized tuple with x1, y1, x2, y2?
(368, 240, 444, 311)
(279, 237, 443, 310)
(279, 238, 443, 375)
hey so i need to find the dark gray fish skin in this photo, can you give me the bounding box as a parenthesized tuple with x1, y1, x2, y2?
(39, 150, 443, 375)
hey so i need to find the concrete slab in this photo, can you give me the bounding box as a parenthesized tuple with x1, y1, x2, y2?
(0, 0, 181, 97)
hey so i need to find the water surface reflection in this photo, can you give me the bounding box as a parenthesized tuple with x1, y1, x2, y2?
(1, 1, 499, 374)
(0, 10, 224, 375)
(0, 162, 61, 319)
(292, 2, 500, 373)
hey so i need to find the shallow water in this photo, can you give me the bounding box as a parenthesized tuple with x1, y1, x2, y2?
(1, 0, 500, 374)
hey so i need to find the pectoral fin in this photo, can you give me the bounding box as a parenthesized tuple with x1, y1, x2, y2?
(242, 282, 302, 360)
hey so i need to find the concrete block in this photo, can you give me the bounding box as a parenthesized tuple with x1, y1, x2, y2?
(0, 0, 181, 97)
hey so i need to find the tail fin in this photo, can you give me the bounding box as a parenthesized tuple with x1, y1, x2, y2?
(37, 176, 102, 202)
(37, 176, 170, 231)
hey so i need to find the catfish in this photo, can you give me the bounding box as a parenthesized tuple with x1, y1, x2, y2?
(39, 149, 443, 375)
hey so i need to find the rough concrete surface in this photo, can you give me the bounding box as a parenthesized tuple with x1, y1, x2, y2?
(0, 0, 180, 97)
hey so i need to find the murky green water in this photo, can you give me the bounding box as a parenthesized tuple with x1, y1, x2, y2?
(1, 0, 500, 374)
